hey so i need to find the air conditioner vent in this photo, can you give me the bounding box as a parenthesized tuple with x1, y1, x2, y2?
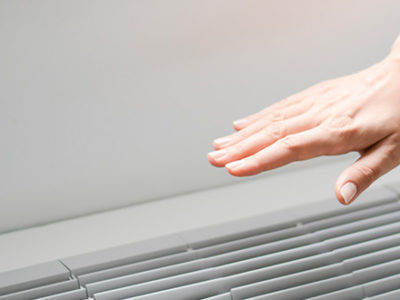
(1, 186, 399, 299)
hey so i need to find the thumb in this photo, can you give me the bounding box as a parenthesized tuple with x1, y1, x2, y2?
(335, 138, 398, 205)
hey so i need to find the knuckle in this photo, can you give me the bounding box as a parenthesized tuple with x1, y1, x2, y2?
(279, 136, 296, 150)
(281, 93, 301, 106)
(269, 110, 286, 122)
(267, 122, 285, 140)
(325, 113, 354, 128)
(278, 136, 301, 159)
(323, 114, 358, 143)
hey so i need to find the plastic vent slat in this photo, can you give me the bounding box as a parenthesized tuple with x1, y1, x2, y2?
(61, 235, 187, 276)
(203, 292, 233, 300)
(303, 201, 400, 231)
(250, 274, 355, 300)
(86, 265, 217, 297)
(84, 255, 207, 296)
(352, 259, 400, 284)
(104, 278, 225, 300)
(0, 279, 78, 300)
(333, 232, 400, 260)
(363, 274, 400, 297)
(305, 285, 364, 300)
(365, 288, 400, 299)
(341, 244, 400, 271)
(252, 270, 400, 300)
(239, 259, 400, 300)
(78, 250, 197, 285)
(311, 211, 400, 240)
(323, 222, 400, 251)
(0, 261, 70, 296)
(93, 267, 219, 300)
(231, 263, 347, 300)
(193, 226, 306, 258)
(35, 287, 87, 300)
(223, 252, 335, 290)
(178, 210, 298, 250)
(293, 187, 396, 225)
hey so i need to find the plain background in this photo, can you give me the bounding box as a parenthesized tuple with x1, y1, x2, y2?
(1, 0, 400, 233)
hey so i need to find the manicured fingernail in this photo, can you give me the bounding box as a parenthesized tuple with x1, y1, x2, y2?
(233, 119, 249, 128)
(208, 150, 227, 161)
(213, 137, 232, 148)
(226, 160, 243, 170)
(340, 182, 357, 204)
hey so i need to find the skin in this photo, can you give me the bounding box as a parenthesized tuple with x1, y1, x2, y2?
(208, 35, 400, 205)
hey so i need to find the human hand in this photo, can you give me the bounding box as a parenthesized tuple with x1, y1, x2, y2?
(208, 36, 400, 205)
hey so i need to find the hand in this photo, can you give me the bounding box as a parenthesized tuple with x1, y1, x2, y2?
(208, 37, 400, 205)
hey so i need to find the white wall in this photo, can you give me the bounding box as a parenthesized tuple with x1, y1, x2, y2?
(1, 0, 400, 233)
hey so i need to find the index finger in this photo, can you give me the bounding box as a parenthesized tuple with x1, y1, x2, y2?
(225, 127, 338, 176)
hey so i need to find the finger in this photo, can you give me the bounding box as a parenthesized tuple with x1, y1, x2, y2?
(335, 135, 400, 205)
(232, 111, 265, 131)
(214, 101, 313, 150)
(208, 114, 317, 167)
(232, 93, 307, 131)
(214, 119, 267, 150)
(225, 126, 339, 176)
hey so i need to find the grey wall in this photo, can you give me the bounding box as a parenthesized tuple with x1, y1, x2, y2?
(1, 0, 400, 232)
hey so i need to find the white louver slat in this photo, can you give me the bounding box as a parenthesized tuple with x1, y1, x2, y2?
(0, 279, 79, 300)
(0, 184, 399, 300)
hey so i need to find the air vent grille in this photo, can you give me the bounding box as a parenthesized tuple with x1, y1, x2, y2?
(1, 186, 399, 299)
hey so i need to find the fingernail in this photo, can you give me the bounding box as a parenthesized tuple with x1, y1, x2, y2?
(233, 119, 249, 128)
(213, 137, 232, 148)
(340, 182, 357, 204)
(208, 150, 227, 161)
(226, 160, 243, 170)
